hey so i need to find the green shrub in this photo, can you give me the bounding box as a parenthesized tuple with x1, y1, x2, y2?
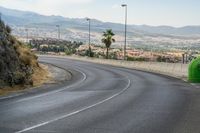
(85, 47, 94, 57)
(5, 25, 11, 33)
(127, 56, 146, 61)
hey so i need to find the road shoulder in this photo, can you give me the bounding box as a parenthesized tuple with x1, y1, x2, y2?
(0, 63, 72, 99)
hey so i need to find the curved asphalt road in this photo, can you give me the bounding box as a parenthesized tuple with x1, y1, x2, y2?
(0, 56, 200, 133)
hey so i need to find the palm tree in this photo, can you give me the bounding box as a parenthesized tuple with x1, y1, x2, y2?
(101, 29, 115, 59)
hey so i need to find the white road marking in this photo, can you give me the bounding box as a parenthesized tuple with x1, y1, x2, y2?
(0, 63, 86, 102)
(0, 93, 23, 100)
(16, 67, 87, 103)
(15, 79, 131, 133)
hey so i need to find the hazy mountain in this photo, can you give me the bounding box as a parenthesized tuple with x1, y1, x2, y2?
(1, 6, 200, 36)
(1, 6, 200, 52)
(131, 25, 200, 36)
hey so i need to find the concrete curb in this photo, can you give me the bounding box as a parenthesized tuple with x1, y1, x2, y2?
(38, 54, 188, 81)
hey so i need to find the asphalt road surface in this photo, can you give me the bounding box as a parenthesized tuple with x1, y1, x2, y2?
(0, 56, 200, 133)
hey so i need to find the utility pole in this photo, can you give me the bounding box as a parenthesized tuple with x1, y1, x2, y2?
(182, 53, 185, 64)
(25, 28, 29, 43)
(56, 25, 61, 53)
(121, 4, 127, 60)
(0, 12, 2, 22)
(56, 25, 60, 40)
(86, 18, 91, 57)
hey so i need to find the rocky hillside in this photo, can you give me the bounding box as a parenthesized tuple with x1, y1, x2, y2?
(0, 20, 40, 88)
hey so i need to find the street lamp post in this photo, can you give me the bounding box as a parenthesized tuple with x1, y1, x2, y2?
(86, 18, 91, 56)
(0, 12, 2, 22)
(56, 25, 61, 53)
(121, 4, 127, 60)
(25, 28, 29, 43)
(56, 25, 60, 40)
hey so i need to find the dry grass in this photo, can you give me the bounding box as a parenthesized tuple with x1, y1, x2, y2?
(32, 64, 53, 86)
(0, 25, 51, 96)
(15, 43, 39, 67)
(0, 64, 52, 96)
(0, 85, 25, 96)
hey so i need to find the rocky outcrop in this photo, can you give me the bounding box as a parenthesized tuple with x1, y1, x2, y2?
(0, 20, 39, 88)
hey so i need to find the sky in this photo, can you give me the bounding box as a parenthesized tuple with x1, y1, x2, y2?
(0, 0, 199, 27)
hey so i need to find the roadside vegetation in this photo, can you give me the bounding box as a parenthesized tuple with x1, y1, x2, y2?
(0, 20, 50, 95)
(101, 29, 116, 59)
(30, 39, 83, 55)
(28, 29, 184, 63)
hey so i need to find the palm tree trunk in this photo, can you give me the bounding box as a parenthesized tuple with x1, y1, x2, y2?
(106, 47, 109, 59)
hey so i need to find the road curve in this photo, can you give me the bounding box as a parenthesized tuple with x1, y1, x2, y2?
(0, 56, 200, 133)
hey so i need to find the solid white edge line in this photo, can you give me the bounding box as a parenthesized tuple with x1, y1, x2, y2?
(15, 79, 131, 133)
(16, 67, 87, 103)
(0, 66, 86, 102)
(0, 93, 23, 100)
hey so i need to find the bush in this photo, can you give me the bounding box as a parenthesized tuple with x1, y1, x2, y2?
(127, 56, 147, 61)
(85, 47, 94, 57)
(157, 56, 167, 62)
(5, 25, 11, 33)
(13, 71, 26, 84)
(0, 20, 39, 87)
(65, 48, 76, 55)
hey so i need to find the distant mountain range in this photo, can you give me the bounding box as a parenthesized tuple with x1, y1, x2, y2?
(1, 6, 200, 36)
(1, 6, 200, 51)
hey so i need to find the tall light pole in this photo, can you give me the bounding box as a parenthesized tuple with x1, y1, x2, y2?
(86, 18, 91, 56)
(121, 4, 127, 60)
(0, 12, 2, 22)
(55, 25, 60, 53)
(56, 25, 60, 40)
(25, 28, 29, 43)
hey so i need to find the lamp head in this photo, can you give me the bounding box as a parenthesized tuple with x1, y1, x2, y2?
(121, 4, 127, 7)
(86, 18, 90, 21)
